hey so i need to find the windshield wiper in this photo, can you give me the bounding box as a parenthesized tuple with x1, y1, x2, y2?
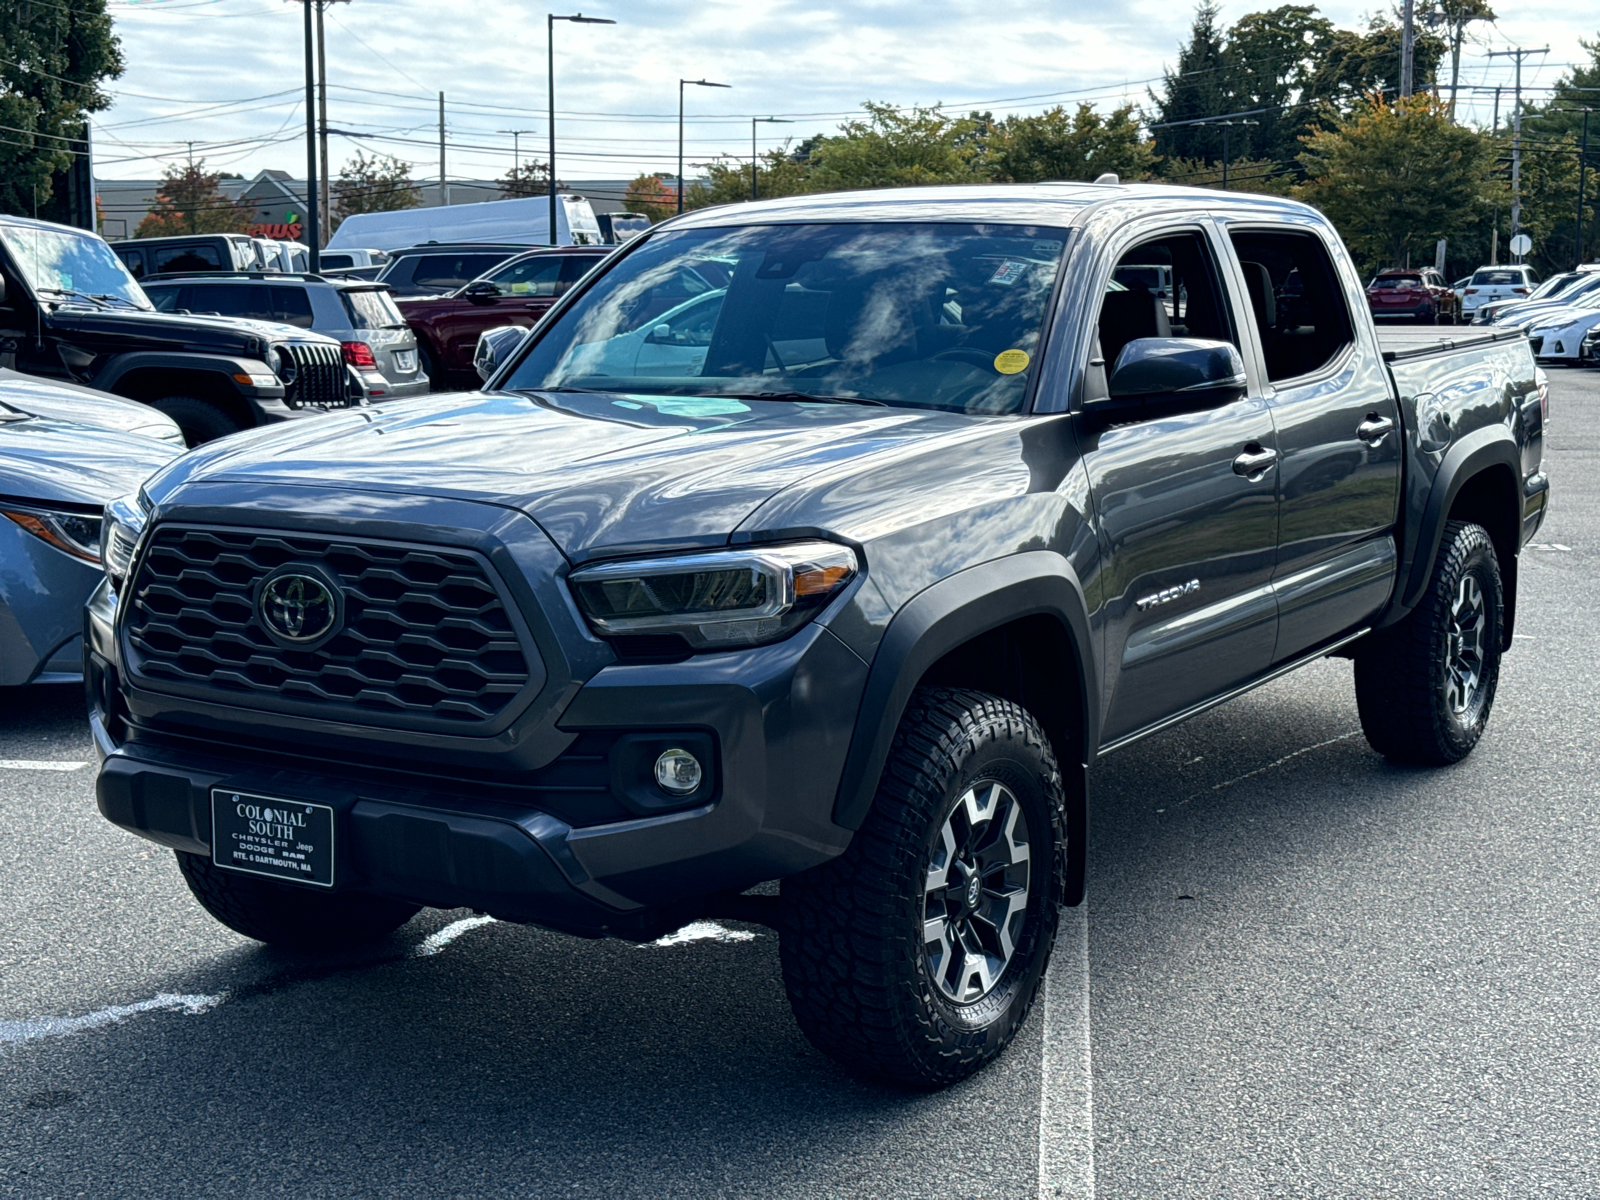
(723, 391, 888, 407)
(91, 293, 144, 309)
(37, 287, 109, 309)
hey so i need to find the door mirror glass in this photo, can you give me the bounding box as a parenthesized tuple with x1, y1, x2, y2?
(474, 324, 528, 382)
(1105, 337, 1246, 402)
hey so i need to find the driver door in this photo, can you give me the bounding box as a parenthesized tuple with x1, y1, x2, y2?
(1077, 223, 1282, 746)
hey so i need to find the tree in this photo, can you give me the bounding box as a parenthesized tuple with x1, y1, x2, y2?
(684, 147, 813, 209)
(135, 161, 253, 237)
(1149, 2, 1232, 163)
(1296, 93, 1498, 272)
(1523, 36, 1600, 266)
(1223, 5, 1335, 163)
(988, 103, 1158, 183)
(330, 151, 421, 231)
(1501, 131, 1591, 276)
(1161, 155, 1297, 194)
(622, 173, 675, 222)
(806, 102, 990, 191)
(499, 160, 552, 199)
(0, 0, 122, 218)
(1303, 17, 1446, 114)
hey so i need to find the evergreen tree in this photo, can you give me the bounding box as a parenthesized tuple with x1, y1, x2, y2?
(1150, 2, 1231, 162)
(499, 160, 552, 199)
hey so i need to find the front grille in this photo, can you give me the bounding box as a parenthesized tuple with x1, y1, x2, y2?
(282, 342, 350, 408)
(125, 526, 537, 731)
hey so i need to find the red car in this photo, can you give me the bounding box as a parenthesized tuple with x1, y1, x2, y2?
(1365, 267, 1459, 324)
(400, 247, 611, 389)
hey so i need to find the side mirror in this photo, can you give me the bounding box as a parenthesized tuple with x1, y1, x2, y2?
(644, 323, 674, 344)
(1103, 337, 1247, 407)
(463, 280, 500, 302)
(474, 324, 529, 383)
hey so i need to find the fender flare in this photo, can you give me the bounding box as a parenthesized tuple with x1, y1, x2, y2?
(90, 352, 282, 400)
(1389, 425, 1522, 618)
(830, 551, 1099, 905)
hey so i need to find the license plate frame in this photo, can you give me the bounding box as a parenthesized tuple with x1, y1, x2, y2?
(394, 349, 417, 373)
(210, 789, 336, 888)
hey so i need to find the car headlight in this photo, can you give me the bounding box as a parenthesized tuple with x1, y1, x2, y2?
(1, 503, 104, 563)
(100, 491, 152, 588)
(569, 541, 859, 651)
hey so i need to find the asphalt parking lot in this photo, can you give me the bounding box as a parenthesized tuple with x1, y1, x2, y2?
(2, 369, 1596, 1200)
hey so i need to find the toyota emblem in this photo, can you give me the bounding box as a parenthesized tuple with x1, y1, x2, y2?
(258, 571, 339, 644)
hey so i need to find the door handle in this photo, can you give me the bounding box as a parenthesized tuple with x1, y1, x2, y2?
(1357, 413, 1396, 444)
(1232, 444, 1278, 479)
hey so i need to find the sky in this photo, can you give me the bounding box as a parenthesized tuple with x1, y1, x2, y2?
(91, 0, 1597, 190)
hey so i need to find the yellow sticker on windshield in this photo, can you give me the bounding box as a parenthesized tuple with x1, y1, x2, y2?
(994, 349, 1031, 375)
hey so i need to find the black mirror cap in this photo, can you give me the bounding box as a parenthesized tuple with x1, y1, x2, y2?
(474, 324, 527, 382)
(1107, 337, 1247, 400)
(463, 280, 499, 299)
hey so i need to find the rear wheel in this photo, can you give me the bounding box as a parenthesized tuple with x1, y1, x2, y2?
(1354, 520, 1503, 765)
(175, 851, 421, 949)
(148, 395, 242, 447)
(417, 341, 444, 392)
(779, 688, 1064, 1088)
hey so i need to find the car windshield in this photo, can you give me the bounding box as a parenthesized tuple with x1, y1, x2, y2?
(0, 225, 150, 309)
(502, 222, 1069, 415)
(1529, 274, 1576, 300)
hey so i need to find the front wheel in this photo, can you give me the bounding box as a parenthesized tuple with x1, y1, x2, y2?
(1354, 520, 1504, 765)
(148, 395, 243, 447)
(779, 688, 1064, 1088)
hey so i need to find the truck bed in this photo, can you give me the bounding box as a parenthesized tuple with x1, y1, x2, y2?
(1376, 325, 1528, 363)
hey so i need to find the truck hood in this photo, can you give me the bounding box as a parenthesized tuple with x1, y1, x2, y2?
(0, 414, 182, 507)
(0, 370, 184, 443)
(46, 305, 338, 353)
(142, 389, 995, 559)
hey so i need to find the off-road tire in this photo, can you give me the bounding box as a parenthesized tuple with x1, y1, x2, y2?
(1355, 520, 1504, 765)
(779, 688, 1065, 1089)
(417, 341, 444, 392)
(148, 395, 241, 447)
(175, 851, 421, 949)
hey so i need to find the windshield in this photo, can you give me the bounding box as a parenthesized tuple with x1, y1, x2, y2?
(502, 222, 1069, 415)
(0, 225, 150, 308)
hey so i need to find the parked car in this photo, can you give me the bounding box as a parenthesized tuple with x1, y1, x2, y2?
(255, 239, 310, 273)
(0, 215, 360, 446)
(326, 194, 603, 252)
(0, 369, 183, 444)
(1476, 271, 1600, 326)
(374, 243, 534, 298)
(111, 233, 264, 280)
(140, 272, 429, 401)
(1523, 289, 1600, 362)
(0, 408, 178, 687)
(1461, 264, 1538, 319)
(596, 212, 651, 244)
(90, 183, 1545, 1090)
(1365, 267, 1458, 323)
(398, 246, 608, 388)
(317, 248, 390, 272)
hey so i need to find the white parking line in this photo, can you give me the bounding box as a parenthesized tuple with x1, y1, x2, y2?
(642, 920, 757, 948)
(0, 760, 87, 772)
(0, 992, 224, 1048)
(1038, 900, 1095, 1200)
(410, 915, 496, 957)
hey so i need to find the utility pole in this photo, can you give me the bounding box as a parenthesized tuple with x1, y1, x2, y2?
(438, 92, 447, 207)
(1399, 0, 1415, 98)
(499, 129, 537, 186)
(301, 0, 319, 272)
(1580, 110, 1592, 268)
(1486, 46, 1549, 250)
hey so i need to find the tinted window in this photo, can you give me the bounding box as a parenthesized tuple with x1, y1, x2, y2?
(505, 222, 1068, 414)
(145, 286, 181, 312)
(341, 288, 405, 329)
(320, 252, 354, 270)
(186, 283, 269, 319)
(154, 244, 223, 273)
(1230, 229, 1354, 384)
(1371, 272, 1422, 288)
(117, 249, 145, 279)
(411, 254, 511, 290)
(269, 285, 316, 328)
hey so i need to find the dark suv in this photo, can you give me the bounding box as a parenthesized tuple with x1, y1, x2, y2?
(374, 243, 531, 298)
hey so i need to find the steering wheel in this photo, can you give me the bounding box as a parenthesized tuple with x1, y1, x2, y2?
(931, 347, 999, 372)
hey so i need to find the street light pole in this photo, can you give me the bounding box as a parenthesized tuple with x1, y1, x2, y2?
(679, 78, 731, 214)
(301, 0, 319, 271)
(548, 14, 615, 246)
(1579, 109, 1591, 269)
(751, 117, 791, 201)
(499, 128, 536, 182)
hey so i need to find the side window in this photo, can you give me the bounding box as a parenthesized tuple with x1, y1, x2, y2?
(488, 256, 565, 297)
(154, 244, 223, 273)
(556, 253, 600, 294)
(1228, 229, 1354, 384)
(320, 253, 353, 270)
(1095, 231, 1237, 375)
(270, 286, 316, 328)
(117, 250, 145, 279)
(146, 287, 181, 313)
(187, 284, 272, 321)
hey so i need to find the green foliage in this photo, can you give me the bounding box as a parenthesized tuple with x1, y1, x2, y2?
(1161, 155, 1297, 195)
(330, 151, 421, 231)
(134, 161, 252, 237)
(1296, 94, 1498, 272)
(685, 147, 813, 209)
(0, 0, 122, 217)
(623, 174, 675, 222)
(1151, 2, 1232, 163)
(1304, 17, 1445, 111)
(1522, 36, 1600, 266)
(1503, 130, 1592, 276)
(807, 102, 990, 191)
(499, 160, 552, 199)
(1223, 6, 1335, 162)
(987, 104, 1158, 183)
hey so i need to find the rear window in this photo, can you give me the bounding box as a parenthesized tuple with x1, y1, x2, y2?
(320, 252, 354, 270)
(409, 254, 511, 290)
(1472, 270, 1525, 286)
(341, 288, 405, 329)
(1371, 273, 1422, 288)
(154, 244, 223, 273)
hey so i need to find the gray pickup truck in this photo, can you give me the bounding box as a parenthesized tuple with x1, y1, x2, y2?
(88, 183, 1547, 1088)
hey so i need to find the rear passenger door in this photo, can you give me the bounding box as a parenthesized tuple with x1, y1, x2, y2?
(1077, 221, 1282, 746)
(1221, 223, 1402, 663)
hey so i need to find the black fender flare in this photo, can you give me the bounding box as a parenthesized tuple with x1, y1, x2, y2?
(831, 551, 1099, 905)
(90, 352, 284, 401)
(1386, 424, 1522, 623)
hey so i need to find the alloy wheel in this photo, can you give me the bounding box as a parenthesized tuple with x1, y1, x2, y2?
(1445, 574, 1487, 716)
(923, 780, 1031, 1004)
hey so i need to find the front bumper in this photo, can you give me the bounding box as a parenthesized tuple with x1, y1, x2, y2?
(84, 502, 869, 936)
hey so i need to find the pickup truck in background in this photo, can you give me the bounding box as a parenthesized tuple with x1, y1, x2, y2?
(89, 183, 1547, 1089)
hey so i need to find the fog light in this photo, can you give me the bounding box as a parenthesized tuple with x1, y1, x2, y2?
(654, 748, 703, 796)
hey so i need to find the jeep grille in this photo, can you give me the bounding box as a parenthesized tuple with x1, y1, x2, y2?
(282, 342, 350, 408)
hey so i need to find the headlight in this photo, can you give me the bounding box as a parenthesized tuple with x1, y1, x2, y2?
(100, 491, 152, 588)
(263, 345, 283, 376)
(569, 541, 858, 651)
(1, 503, 104, 563)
